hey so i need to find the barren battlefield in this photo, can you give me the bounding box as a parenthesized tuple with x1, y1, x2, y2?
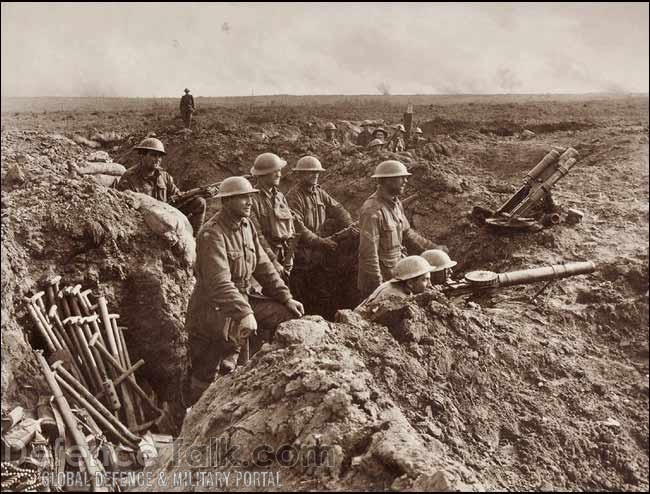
(1, 92, 648, 492)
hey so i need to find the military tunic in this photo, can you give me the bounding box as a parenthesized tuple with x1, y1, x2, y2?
(250, 184, 321, 274)
(354, 280, 409, 312)
(357, 188, 434, 298)
(116, 164, 206, 233)
(185, 209, 293, 383)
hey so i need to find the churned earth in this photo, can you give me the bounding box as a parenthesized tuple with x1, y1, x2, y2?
(1, 94, 648, 491)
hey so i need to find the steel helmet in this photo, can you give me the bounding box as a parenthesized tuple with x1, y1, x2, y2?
(215, 176, 259, 198)
(415, 127, 423, 134)
(251, 152, 287, 176)
(397, 124, 406, 132)
(325, 122, 337, 130)
(134, 137, 166, 155)
(368, 138, 384, 148)
(371, 160, 412, 178)
(373, 127, 386, 136)
(390, 256, 434, 282)
(294, 156, 325, 172)
(422, 249, 457, 272)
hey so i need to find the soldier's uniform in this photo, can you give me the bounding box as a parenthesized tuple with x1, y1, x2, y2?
(357, 188, 434, 298)
(116, 164, 206, 233)
(389, 136, 406, 153)
(356, 129, 373, 147)
(286, 183, 354, 313)
(250, 183, 322, 277)
(180, 92, 195, 129)
(185, 209, 294, 395)
(354, 280, 408, 312)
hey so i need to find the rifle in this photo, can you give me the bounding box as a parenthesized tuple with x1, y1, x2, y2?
(442, 261, 596, 299)
(173, 174, 253, 208)
(329, 192, 420, 244)
(474, 147, 579, 232)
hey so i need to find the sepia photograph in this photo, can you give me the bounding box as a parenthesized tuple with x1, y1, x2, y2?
(1, 2, 648, 492)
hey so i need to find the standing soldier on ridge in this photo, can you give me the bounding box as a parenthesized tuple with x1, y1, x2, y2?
(180, 88, 195, 129)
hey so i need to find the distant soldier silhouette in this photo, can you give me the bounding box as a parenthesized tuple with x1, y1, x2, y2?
(180, 88, 195, 129)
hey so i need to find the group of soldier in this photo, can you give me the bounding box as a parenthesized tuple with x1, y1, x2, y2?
(116, 94, 443, 404)
(179, 89, 425, 153)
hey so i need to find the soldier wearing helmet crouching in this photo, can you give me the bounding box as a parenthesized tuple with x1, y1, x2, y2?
(355, 256, 434, 312)
(358, 160, 441, 299)
(184, 176, 304, 403)
(324, 122, 340, 146)
(422, 249, 457, 286)
(116, 137, 207, 234)
(367, 138, 385, 156)
(249, 153, 329, 282)
(286, 156, 354, 313)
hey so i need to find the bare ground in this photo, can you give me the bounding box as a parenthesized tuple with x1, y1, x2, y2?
(1, 94, 648, 491)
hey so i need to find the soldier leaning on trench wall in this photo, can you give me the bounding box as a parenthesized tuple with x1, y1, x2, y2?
(184, 176, 304, 404)
(358, 160, 441, 299)
(116, 137, 208, 234)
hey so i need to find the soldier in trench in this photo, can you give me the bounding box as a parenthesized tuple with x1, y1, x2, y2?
(116, 137, 208, 234)
(180, 88, 195, 129)
(248, 152, 335, 283)
(184, 176, 304, 403)
(355, 256, 434, 312)
(285, 155, 355, 315)
(357, 160, 445, 299)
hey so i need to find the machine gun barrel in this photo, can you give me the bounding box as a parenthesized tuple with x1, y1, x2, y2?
(496, 261, 595, 287)
(443, 261, 596, 296)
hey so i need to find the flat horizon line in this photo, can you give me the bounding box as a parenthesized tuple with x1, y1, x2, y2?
(2, 92, 648, 99)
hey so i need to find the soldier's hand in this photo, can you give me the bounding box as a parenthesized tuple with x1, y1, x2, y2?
(238, 314, 258, 336)
(273, 260, 285, 277)
(319, 236, 338, 251)
(285, 299, 305, 318)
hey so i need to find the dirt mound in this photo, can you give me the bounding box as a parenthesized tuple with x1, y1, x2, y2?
(1, 130, 194, 429)
(147, 285, 647, 491)
(144, 315, 480, 492)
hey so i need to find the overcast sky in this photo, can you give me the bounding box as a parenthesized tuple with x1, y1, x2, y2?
(1, 2, 648, 97)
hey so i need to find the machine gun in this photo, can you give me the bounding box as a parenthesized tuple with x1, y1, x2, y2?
(442, 261, 596, 300)
(172, 174, 253, 209)
(473, 147, 580, 232)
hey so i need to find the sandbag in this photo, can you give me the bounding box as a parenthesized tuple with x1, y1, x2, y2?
(87, 150, 112, 163)
(76, 162, 126, 176)
(91, 131, 123, 144)
(72, 135, 102, 148)
(124, 191, 196, 267)
(88, 174, 120, 187)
